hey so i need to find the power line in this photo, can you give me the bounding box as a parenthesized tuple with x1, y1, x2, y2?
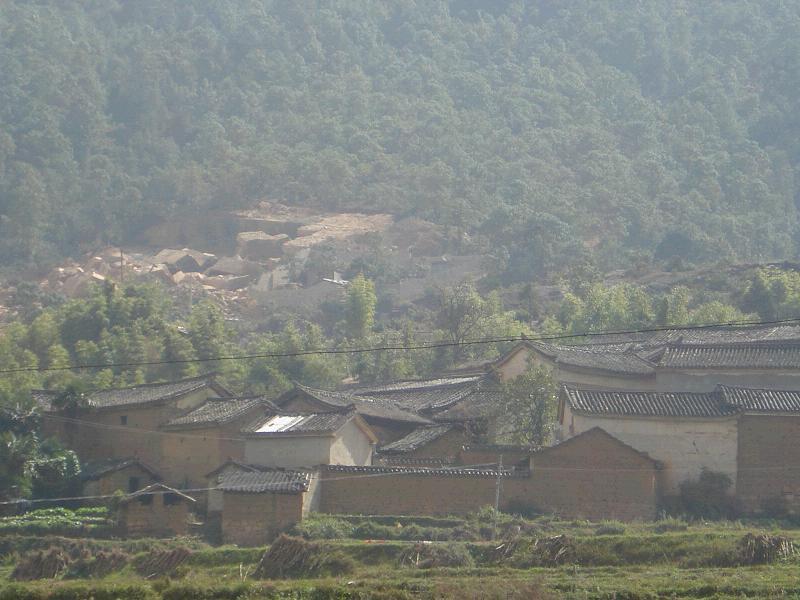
(2, 316, 800, 375)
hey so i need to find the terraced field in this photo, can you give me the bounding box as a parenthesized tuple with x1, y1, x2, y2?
(2, 514, 799, 599)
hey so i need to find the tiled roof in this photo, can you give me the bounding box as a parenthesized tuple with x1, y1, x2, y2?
(242, 411, 354, 435)
(562, 385, 738, 418)
(529, 342, 656, 376)
(80, 457, 160, 481)
(377, 424, 455, 455)
(376, 456, 455, 467)
(345, 376, 485, 412)
(719, 385, 800, 413)
(214, 465, 312, 493)
(655, 343, 800, 369)
(433, 387, 505, 421)
(324, 464, 526, 478)
(38, 375, 225, 411)
(517, 324, 800, 374)
(164, 396, 275, 428)
(292, 384, 432, 424)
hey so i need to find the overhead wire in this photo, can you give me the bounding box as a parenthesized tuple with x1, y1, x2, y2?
(2, 316, 800, 374)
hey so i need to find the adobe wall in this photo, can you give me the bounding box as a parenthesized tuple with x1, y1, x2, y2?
(565, 405, 737, 495)
(83, 464, 157, 498)
(319, 430, 659, 521)
(736, 415, 800, 514)
(221, 491, 304, 546)
(43, 388, 213, 468)
(656, 370, 800, 392)
(120, 497, 192, 537)
(319, 468, 499, 516)
(504, 430, 659, 521)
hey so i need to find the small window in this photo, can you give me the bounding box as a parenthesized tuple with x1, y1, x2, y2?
(164, 492, 182, 506)
(128, 477, 140, 493)
(138, 493, 153, 505)
(120, 415, 128, 425)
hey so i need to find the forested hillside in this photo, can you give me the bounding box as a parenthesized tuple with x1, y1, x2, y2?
(1, 1, 800, 276)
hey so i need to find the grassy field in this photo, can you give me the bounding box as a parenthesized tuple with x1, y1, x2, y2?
(1, 513, 800, 599)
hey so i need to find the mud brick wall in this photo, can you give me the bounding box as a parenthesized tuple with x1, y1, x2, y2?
(736, 415, 800, 514)
(221, 492, 304, 546)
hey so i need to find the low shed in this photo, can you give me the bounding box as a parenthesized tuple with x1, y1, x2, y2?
(118, 483, 196, 537)
(209, 463, 317, 546)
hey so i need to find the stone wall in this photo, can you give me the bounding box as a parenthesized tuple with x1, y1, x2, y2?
(221, 492, 305, 546)
(736, 415, 800, 514)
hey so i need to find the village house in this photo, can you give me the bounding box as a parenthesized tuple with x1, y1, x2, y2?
(276, 383, 433, 444)
(490, 324, 800, 392)
(39, 375, 232, 470)
(80, 457, 161, 498)
(279, 375, 508, 450)
(159, 395, 276, 488)
(117, 483, 196, 537)
(206, 461, 317, 546)
(241, 411, 378, 468)
(559, 383, 800, 512)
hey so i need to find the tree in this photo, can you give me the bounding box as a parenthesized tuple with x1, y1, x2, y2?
(344, 274, 376, 340)
(498, 364, 558, 447)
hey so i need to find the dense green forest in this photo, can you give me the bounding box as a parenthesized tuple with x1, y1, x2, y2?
(1, 1, 800, 275)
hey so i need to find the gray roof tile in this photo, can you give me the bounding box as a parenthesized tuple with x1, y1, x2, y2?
(214, 465, 311, 493)
(345, 376, 485, 412)
(80, 457, 160, 481)
(378, 425, 455, 455)
(292, 384, 432, 424)
(164, 396, 275, 428)
(562, 385, 738, 418)
(529, 342, 656, 376)
(38, 375, 225, 411)
(324, 464, 525, 478)
(656, 343, 800, 369)
(719, 385, 800, 413)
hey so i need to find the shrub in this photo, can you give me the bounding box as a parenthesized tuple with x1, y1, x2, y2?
(652, 517, 689, 533)
(293, 516, 354, 540)
(678, 469, 736, 519)
(594, 521, 626, 536)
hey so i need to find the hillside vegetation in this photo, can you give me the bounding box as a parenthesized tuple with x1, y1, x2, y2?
(1, 1, 800, 276)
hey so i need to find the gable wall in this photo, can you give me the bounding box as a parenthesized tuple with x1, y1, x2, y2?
(120, 495, 193, 537)
(329, 420, 373, 466)
(503, 429, 658, 521)
(83, 464, 158, 498)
